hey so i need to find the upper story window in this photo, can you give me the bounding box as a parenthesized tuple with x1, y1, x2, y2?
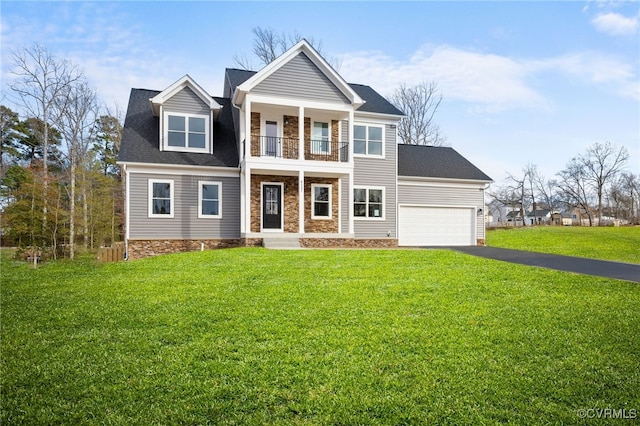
(148, 179, 174, 218)
(164, 112, 209, 153)
(311, 122, 330, 154)
(353, 124, 383, 157)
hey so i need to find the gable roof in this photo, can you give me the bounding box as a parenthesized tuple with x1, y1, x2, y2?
(118, 88, 238, 168)
(397, 144, 492, 182)
(224, 69, 403, 117)
(150, 74, 221, 116)
(233, 40, 364, 108)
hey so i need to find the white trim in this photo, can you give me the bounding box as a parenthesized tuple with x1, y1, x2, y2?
(124, 164, 130, 249)
(260, 182, 284, 232)
(198, 181, 222, 219)
(148, 179, 174, 218)
(163, 111, 210, 153)
(353, 186, 385, 220)
(150, 74, 221, 115)
(311, 183, 332, 220)
(119, 162, 239, 177)
(311, 121, 331, 155)
(398, 178, 492, 188)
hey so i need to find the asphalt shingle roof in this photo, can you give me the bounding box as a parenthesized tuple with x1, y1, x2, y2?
(397, 144, 492, 182)
(118, 88, 239, 168)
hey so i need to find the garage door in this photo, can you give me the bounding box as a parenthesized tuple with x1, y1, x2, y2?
(399, 206, 475, 246)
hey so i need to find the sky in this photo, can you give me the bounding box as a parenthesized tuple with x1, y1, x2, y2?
(1, 1, 639, 185)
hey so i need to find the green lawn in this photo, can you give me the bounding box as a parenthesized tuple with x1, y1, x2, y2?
(487, 226, 640, 264)
(2, 248, 639, 424)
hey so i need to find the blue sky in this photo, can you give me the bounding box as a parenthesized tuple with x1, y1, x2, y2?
(2, 1, 638, 184)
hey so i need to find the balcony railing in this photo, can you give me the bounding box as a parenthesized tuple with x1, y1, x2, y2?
(250, 134, 348, 162)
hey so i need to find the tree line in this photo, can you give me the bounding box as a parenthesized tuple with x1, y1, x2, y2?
(1, 44, 123, 260)
(489, 142, 638, 226)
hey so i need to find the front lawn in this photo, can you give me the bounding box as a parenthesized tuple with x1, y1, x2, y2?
(2, 248, 639, 424)
(487, 226, 640, 264)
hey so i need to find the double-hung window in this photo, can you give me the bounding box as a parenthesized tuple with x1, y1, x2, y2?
(149, 179, 174, 218)
(165, 112, 209, 152)
(311, 184, 332, 219)
(198, 181, 222, 218)
(353, 187, 384, 219)
(353, 124, 383, 156)
(311, 122, 330, 154)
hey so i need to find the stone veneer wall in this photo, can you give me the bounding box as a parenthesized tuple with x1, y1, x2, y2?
(250, 112, 260, 156)
(300, 238, 398, 248)
(476, 239, 486, 246)
(250, 175, 299, 233)
(127, 238, 265, 260)
(304, 177, 339, 233)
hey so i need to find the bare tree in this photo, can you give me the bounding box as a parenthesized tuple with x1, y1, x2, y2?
(234, 27, 341, 71)
(557, 157, 594, 226)
(392, 82, 447, 146)
(579, 142, 629, 225)
(57, 80, 98, 259)
(9, 44, 83, 245)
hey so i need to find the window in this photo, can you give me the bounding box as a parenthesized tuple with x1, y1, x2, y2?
(353, 124, 383, 156)
(148, 179, 174, 218)
(199, 181, 222, 218)
(311, 122, 330, 154)
(353, 187, 384, 219)
(164, 112, 209, 152)
(312, 184, 332, 219)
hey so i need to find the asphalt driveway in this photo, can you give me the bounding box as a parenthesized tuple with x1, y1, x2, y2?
(446, 246, 640, 283)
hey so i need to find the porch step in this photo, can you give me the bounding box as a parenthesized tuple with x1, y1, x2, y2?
(262, 236, 301, 250)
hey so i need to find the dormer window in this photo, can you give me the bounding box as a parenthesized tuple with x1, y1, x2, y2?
(164, 112, 209, 152)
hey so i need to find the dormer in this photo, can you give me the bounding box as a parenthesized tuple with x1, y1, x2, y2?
(150, 75, 222, 154)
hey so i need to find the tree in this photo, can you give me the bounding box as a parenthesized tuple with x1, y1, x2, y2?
(0, 105, 21, 176)
(9, 44, 83, 240)
(91, 114, 123, 177)
(234, 27, 341, 71)
(557, 157, 594, 226)
(391, 82, 447, 146)
(579, 142, 629, 226)
(57, 80, 98, 259)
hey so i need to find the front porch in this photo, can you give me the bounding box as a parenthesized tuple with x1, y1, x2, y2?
(245, 173, 349, 236)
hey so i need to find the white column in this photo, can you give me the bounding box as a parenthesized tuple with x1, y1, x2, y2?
(299, 170, 305, 234)
(240, 171, 246, 234)
(245, 100, 252, 158)
(245, 167, 252, 235)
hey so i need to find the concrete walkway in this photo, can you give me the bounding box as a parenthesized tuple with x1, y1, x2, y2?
(446, 246, 640, 283)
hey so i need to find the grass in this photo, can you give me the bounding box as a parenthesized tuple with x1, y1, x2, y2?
(2, 247, 639, 424)
(487, 226, 640, 264)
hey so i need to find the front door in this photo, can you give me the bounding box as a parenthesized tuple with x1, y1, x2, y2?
(262, 184, 282, 230)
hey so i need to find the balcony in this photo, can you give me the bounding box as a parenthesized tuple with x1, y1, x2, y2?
(250, 134, 349, 162)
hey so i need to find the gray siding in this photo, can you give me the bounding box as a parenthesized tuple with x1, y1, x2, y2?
(254, 53, 349, 104)
(398, 183, 486, 240)
(129, 172, 240, 239)
(340, 176, 349, 234)
(164, 87, 209, 115)
(353, 124, 397, 238)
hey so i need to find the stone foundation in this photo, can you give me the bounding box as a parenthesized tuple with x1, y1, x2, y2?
(300, 238, 398, 248)
(127, 239, 244, 260)
(476, 239, 486, 246)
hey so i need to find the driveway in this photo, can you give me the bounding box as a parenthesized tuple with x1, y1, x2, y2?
(446, 246, 640, 283)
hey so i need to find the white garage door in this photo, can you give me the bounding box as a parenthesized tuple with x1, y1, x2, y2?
(399, 206, 475, 246)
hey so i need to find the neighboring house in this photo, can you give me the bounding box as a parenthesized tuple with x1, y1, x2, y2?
(526, 209, 552, 225)
(117, 40, 492, 259)
(506, 210, 525, 225)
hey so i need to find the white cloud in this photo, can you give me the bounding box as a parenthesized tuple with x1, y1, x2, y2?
(591, 12, 639, 35)
(338, 44, 640, 112)
(339, 45, 547, 113)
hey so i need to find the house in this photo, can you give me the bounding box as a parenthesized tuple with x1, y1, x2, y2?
(526, 209, 552, 225)
(117, 40, 492, 259)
